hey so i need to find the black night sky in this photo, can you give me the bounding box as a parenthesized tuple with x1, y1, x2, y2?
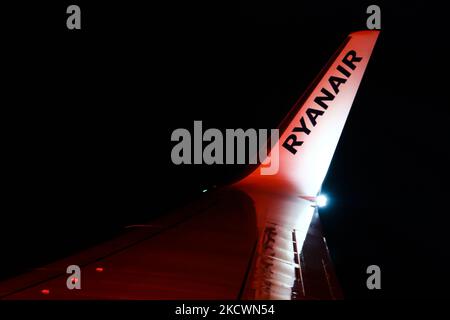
(2, 0, 449, 299)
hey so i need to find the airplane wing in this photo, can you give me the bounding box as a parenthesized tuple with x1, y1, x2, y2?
(0, 30, 379, 300)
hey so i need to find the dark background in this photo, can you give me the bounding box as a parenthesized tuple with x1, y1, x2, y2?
(2, 0, 449, 299)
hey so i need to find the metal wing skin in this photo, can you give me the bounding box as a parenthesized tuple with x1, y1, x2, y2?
(0, 31, 379, 300)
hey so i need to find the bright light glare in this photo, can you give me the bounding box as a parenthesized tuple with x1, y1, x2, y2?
(316, 195, 327, 207)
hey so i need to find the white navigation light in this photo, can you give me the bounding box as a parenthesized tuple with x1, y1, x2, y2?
(316, 195, 327, 207)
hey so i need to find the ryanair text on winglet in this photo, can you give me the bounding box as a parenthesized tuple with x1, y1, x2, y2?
(282, 50, 362, 155)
